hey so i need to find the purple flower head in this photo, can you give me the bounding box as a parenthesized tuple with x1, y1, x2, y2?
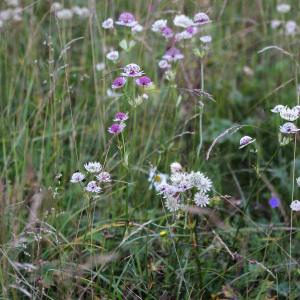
(121, 63, 143, 77)
(135, 76, 152, 87)
(114, 112, 129, 122)
(112, 77, 126, 89)
(163, 47, 184, 62)
(185, 26, 198, 36)
(108, 123, 126, 135)
(115, 12, 137, 27)
(280, 122, 300, 134)
(193, 12, 210, 25)
(161, 26, 173, 39)
(268, 196, 280, 208)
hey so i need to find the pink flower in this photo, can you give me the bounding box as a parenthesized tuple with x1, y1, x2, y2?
(108, 123, 126, 135)
(135, 76, 152, 87)
(163, 47, 184, 62)
(161, 26, 173, 38)
(193, 12, 210, 25)
(112, 77, 126, 89)
(114, 112, 129, 122)
(115, 12, 137, 27)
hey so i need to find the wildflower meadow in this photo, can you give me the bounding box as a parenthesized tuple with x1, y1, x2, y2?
(1, 0, 300, 299)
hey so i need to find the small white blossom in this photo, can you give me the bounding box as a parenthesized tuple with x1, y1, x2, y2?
(102, 18, 114, 29)
(51, 2, 63, 13)
(72, 6, 90, 18)
(96, 172, 111, 183)
(173, 14, 194, 28)
(190, 172, 212, 192)
(158, 60, 171, 69)
(239, 136, 255, 149)
(132, 24, 143, 32)
(194, 191, 210, 207)
(290, 200, 300, 211)
(151, 19, 167, 32)
(285, 20, 297, 36)
(165, 195, 181, 212)
(279, 107, 299, 121)
(85, 181, 102, 193)
(276, 3, 291, 13)
(95, 62, 105, 71)
(142, 93, 149, 100)
(271, 104, 285, 113)
(70, 172, 85, 183)
(280, 122, 300, 134)
(271, 19, 282, 29)
(84, 162, 102, 173)
(296, 177, 300, 187)
(106, 50, 119, 61)
(170, 162, 182, 173)
(200, 35, 212, 43)
(56, 9, 73, 20)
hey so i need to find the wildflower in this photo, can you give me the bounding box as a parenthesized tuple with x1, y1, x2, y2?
(135, 76, 152, 87)
(268, 196, 280, 208)
(108, 123, 126, 135)
(161, 27, 173, 38)
(72, 6, 90, 18)
(157, 183, 178, 196)
(102, 18, 114, 29)
(148, 167, 168, 191)
(190, 171, 212, 192)
(114, 112, 128, 122)
(51, 2, 63, 12)
(5, 0, 19, 6)
(55, 9, 73, 20)
(96, 172, 111, 182)
(271, 104, 285, 113)
(200, 35, 212, 43)
(158, 60, 171, 69)
(85, 181, 102, 193)
(70, 172, 85, 183)
(84, 162, 102, 173)
(279, 122, 300, 134)
(285, 20, 297, 36)
(115, 12, 137, 27)
(106, 50, 119, 61)
(279, 107, 298, 121)
(170, 162, 182, 173)
(151, 19, 168, 32)
(175, 26, 198, 41)
(165, 195, 181, 212)
(132, 24, 143, 32)
(239, 136, 255, 149)
(173, 14, 194, 28)
(112, 77, 126, 89)
(170, 172, 192, 191)
(142, 93, 149, 100)
(276, 3, 291, 13)
(296, 177, 300, 187)
(121, 63, 143, 77)
(290, 200, 300, 211)
(194, 191, 210, 207)
(193, 12, 210, 25)
(271, 20, 282, 29)
(95, 62, 105, 71)
(163, 47, 184, 62)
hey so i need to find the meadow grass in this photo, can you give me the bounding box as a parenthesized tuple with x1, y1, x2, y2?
(0, 0, 300, 299)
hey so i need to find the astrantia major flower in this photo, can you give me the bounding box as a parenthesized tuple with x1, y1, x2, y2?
(271, 104, 285, 113)
(114, 112, 128, 122)
(158, 60, 171, 69)
(276, 3, 291, 13)
(85, 181, 102, 193)
(115, 12, 137, 27)
(285, 20, 297, 36)
(170, 162, 182, 173)
(106, 50, 119, 61)
(84, 162, 102, 173)
(165, 195, 181, 212)
(121, 63, 143, 77)
(135, 76, 152, 87)
(173, 14, 194, 28)
(131, 24, 143, 33)
(102, 17, 114, 29)
(108, 123, 126, 135)
(151, 19, 168, 32)
(56, 9, 73, 20)
(112, 77, 126, 89)
(193, 12, 210, 25)
(194, 191, 210, 207)
(161, 26, 173, 39)
(70, 172, 85, 183)
(290, 200, 300, 211)
(163, 47, 184, 62)
(189, 171, 212, 192)
(200, 35, 212, 43)
(271, 20, 282, 29)
(280, 122, 300, 134)
(96, 171, 111, 183)
(279, 107, 299, 121)
(297, 177, 300, 187)
(239, 136, 255, 149)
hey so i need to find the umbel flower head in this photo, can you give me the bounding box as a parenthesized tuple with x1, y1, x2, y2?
(135, 76, 152, 87)
(102, 17, 114, 29)
(84, 162, 102, 173)
(290, 200, 300, 211)
(115, 12, 137, 27)
(121, 63, 143, 77)
(70, 172, 85, 183)
(112, 77, 126, 89)
(280, 122, 300, 134)
(114, 112, 128, 122)
(96, 172, 111, 183)
(239, 136, 255, 149)
(85, 181, 102, 193)
(108, 123, 126, 135)
(163, 47, 184, 62)
(193, 12, 210, 25)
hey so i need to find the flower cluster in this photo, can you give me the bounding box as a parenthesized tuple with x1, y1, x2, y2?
(70, 162, 111, 194)
(0, 1, 22, 28)
(51, 2, 91, 19)
(239, 136, 256, 149)
(108, 112, 128, 135)
(151, 12, 211, 69)
(149, 162, 213, 212)
(271, 105, 300, 134)
(102, 12, 143, 33)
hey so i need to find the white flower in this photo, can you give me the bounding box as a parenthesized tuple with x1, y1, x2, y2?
(279, 107, 299, 121)
(200, 35, 212, 43)
(296, 177, 300, 187)
(157, 183, 178, 197)
(142, 93, 149, 100)
(276, 3, 291, 13)
(271, 104, 285, 113)
(239, 136, 255, 149)
(56, 9, 73, 20)
(96, 172, 111, 183)
(158, 60, 171, 69)
(102, 18, 114, 29)
(170, 172, 192, 192)
(165, 195, 181, 212)
(170, 162, 182, 173)
(173, 14, 194, 28)
(290, 200, 300, 211)
(194, 191, 210, 207)
(84, 161, 102, 173)
(271, 19, 282, 29)
(285, 20, 297, 36)
(0, 9, 13, 21)
(106, 50, 119, 61)
(132, 24, 143, 33)
(148, 167, 169, 191)
(5, 0, 19, 6)
(193, 12, 210, 25)
(70, 172, 85, 183)
(151, 19, 167, 32)
(121, 63, 143, 77)
(85, 181, 102, 193)
(95, 62, 105, 71)
(189, 172, 212, 192)
(280, 122, 300, 134)
(72, 6, 90, 18)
